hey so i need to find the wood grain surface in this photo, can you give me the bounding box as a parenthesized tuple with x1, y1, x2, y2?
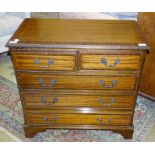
(17, 73, 136, 90)
(80, 54, 141, 70)
(12, 53, 76, 71)
(25, 112, 131, 126)
(22, 92, 135, 108)
(7, 18, 146, 47)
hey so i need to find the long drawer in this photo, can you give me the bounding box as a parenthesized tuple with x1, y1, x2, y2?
(22, 92, 135, 108)
(25, 113, 132, 126)
(12, 53, 76, 71)
(17, 73, 136, 90)
(80, 54, 141, 70)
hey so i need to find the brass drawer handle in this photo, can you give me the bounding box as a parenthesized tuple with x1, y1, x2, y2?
(43, 115, 59, 124)
(34, 58, 54, 68)
(38, 78, 57, 87)
(99, 80, 117, 88)
(98, 98, 115, 106)
(101, 58, 120, 67)
(41, 97, 58, 105)
(98, 118, 113, 125)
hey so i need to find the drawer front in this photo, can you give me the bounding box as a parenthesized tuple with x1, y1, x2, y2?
(12, 53, 76, 71)
(80, 54, 141, 70)
(18, 73, 136, 90)
(25, 113, 131, 126)
(22, 93, 135, 108)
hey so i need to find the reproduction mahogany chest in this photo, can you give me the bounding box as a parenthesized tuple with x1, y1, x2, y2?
(6, 18, 149, 139)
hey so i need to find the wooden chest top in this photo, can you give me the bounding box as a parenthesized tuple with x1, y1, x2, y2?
(7, 18, 148, 50)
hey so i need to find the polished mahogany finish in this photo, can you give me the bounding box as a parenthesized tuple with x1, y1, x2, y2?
(26, 113, 132, 126)
(12, 51, 76, 71)
(22, 92, 135, 108)
(7, 18, 148, 139)
(17, 73, 137, 90)
(7, 18, 146, 47)
(80, 54, 141, 70)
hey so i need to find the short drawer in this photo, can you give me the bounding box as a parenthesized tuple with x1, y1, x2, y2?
(80, 54, 141, 70)
(25, 113, 131, 126)
(22, 93, 135, 108)
(12, 52, 76, 71)
(18, 73, 136, 90)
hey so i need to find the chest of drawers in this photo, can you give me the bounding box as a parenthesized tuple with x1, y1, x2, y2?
(7, 18, 149, 139)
